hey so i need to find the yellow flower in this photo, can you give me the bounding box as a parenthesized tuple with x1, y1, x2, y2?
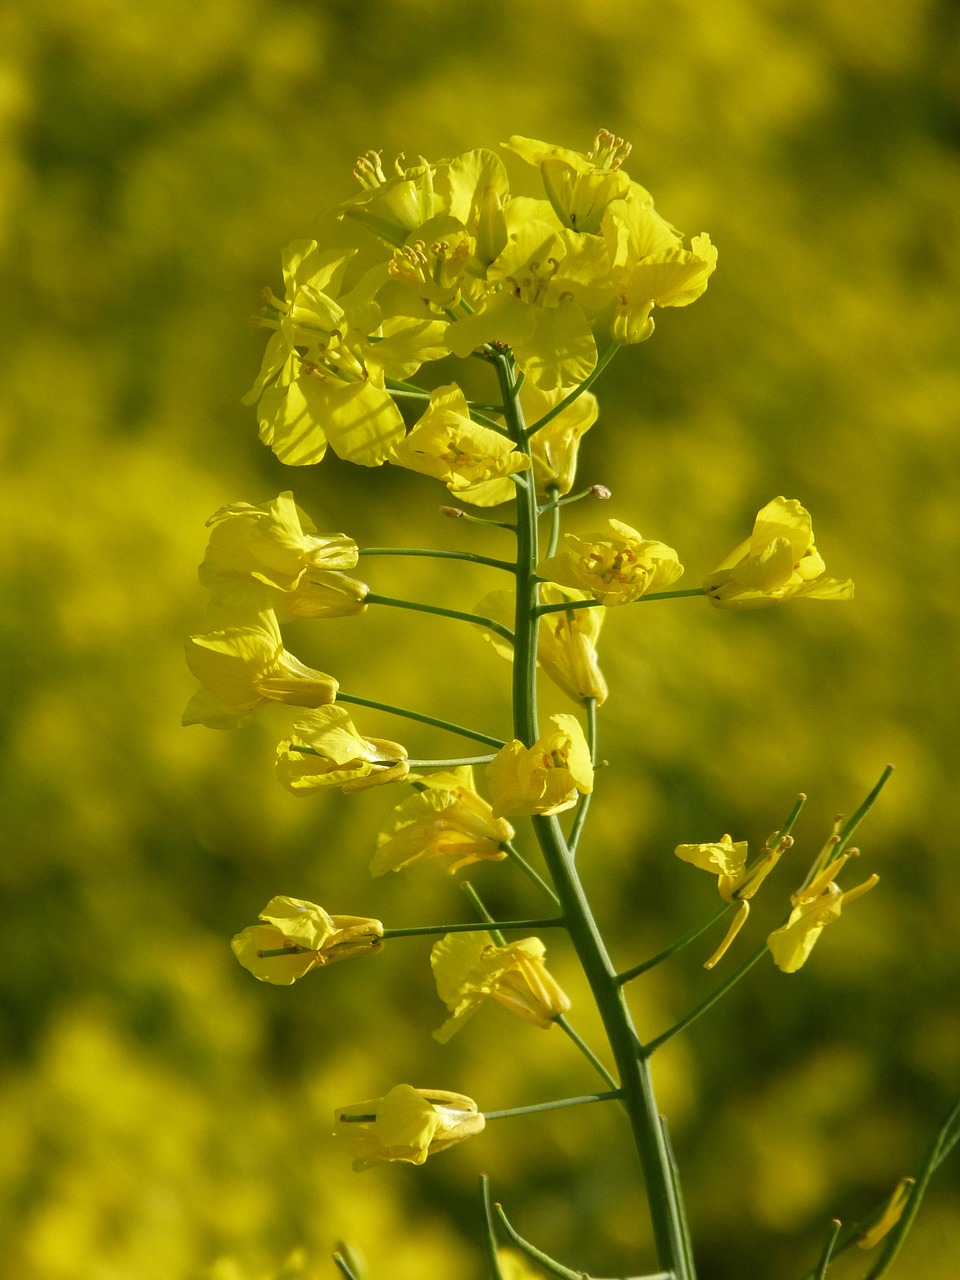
(538, 518, 683, 605)
(430, 931, 571, 1043)
(675, 832, 792, 969)
(198, 492, 368, 620)
(231, 896, 383, 985)
(768, 850, 879, 973)
(333, 1084, 484, 1171)
(182, 611, 338, 729)
(371, 767, 513, 876)
(675, 833, 749, 896)
(389, 383, 530, 505)
(446, 212, 612, 391)
(244, 240, 406, 468)
(474, 587, 606, 707)
(704, 496, 854, 609)
(537, 585, 607, 705)
(200, 492, 358, 590)
(487, 713, 593, 818)
(602, 195, 717, 344)
(276, 706, 409, 793)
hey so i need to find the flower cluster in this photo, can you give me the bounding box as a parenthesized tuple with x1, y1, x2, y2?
(187, 130, 880, 1210)
(243, 131, 716, 500)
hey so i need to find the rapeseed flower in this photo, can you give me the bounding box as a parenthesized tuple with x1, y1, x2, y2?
(333, 1085, 484, 1171)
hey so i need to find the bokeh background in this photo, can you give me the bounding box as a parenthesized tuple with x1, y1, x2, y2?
(2, 1, 959, 1277)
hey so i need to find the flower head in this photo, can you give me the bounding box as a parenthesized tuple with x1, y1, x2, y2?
(704, 496, 854, 609)
(372, 767, 513, 876)
(276, 706, 409, 793)
(430, 931, 570, 1043)
(539, 518, 683, 605)
(333, 1084, 484, 1171)
(182, 611, 338, 729)
(231, 896, 383, 985)
(487, 713, 593, 818)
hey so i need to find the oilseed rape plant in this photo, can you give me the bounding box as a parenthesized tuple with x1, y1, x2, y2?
(183, 130, 958, 1280)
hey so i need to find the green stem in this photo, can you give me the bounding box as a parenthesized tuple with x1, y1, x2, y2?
(538, 486, 608, 512)
(337, 690, 504, 749)
(461, 880, 507, 946)
(526, 341, 620, 437)
(837, 763, 895, 855)
(535, 588, 705, 617)
(618, 903, 730, 985)
(366, 592, 515, 646)
(544, 485, 562, 558)
(383, 917, 565, 940)
(496, 350, 696, 1280)
(479, 1176, 506, 1280)
(812, 1220, 841, 1280)
(358, 546, 516, 573)
(642, 942, 767, 1055)
(332, 1251, 362, 1280)
(566, 698, 597, 858)
(501, 840, 562, 905)
(492, 1204, 586, 1280)
(554, 1013, 619, 1090)
(484, 1090, 622, 1121)
(495, 355, 540, 744)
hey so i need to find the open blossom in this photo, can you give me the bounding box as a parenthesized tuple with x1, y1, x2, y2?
(430, 931, 570, 1043)
(389, 383, 530, 505)
(487, 713, 593, 818)
(243, 240, 407, 468)
(231, 896, 383, 985)
(704, 496, 854, 609)
(333, 1085, 484, 1171)
(602, 194, 717, 344)
(538, 518, 683, 605)
(502, 129, 636, 235)
(182, 611, 337, 729)
(371, 767, 513, 876)
(276, 706, 408, 793)
(768, 849, 879, 973)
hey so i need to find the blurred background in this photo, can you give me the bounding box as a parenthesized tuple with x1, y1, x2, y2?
(2, 1, 959, 1277)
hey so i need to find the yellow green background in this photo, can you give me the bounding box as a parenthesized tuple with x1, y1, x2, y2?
(2, 1, 958, 1277)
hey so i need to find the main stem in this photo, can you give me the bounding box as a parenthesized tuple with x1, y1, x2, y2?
(494, 352, 695, 1280)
